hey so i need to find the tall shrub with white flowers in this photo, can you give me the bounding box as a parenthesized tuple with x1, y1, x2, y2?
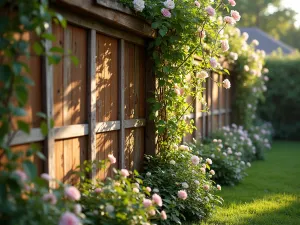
(223, 26, 268, 129)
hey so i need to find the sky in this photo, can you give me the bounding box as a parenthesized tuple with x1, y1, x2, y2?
(282, 0, 300, 27)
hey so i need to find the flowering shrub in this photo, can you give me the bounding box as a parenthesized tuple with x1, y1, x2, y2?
(77, 160, 163, 225)
(212, 124, 256, 162)
(141, 146, 223, 224)
(189, 140, 248, 186)
(119, 0, 241, 150)
(248, 122, 273, 160)
(0, 164, 84, 225)
(223, 26, 268, 129)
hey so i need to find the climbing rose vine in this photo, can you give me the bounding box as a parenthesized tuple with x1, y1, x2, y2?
(120, 0, 241, 151)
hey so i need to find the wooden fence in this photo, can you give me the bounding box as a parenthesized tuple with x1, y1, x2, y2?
(183, 71, 232, 142)
(6, 0, 233, 183)
(7, 0, 156, 183)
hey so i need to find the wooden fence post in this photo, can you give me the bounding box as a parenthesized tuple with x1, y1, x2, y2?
(144, 54, 156, 156)
(88, 29, 97, 178)
(118, 39, 125, 168)
(43, 23, 55, 186)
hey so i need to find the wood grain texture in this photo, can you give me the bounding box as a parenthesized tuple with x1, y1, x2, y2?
(52, 23, 88, 183)
(55, 0, 155, 38)
(94, 33, 120, 175)
(88, 29, 97, 178)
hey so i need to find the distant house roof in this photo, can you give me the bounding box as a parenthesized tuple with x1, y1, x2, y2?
(239, 27, 295, 55)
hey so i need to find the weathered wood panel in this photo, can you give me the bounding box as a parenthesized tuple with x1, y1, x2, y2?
(95, 131, 118, 179)
(125, 128, 144, 171)
(94, 33, 119, 177)
(52, 23, 88, 183)
(96, 34, 119, 123)
(124, 42, 145, 119)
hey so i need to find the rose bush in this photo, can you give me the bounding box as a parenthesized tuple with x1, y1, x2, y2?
(189, 139, 248, 186)
(141, 145, 223, 224)
(119, 0, 241, 151)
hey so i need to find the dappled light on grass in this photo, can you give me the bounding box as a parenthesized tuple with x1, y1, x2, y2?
(193, 141, 300, 225)
(205, 194, 300, 225)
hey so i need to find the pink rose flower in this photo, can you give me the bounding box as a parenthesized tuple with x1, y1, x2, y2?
(108, 154, 116, 164)
(209, 170, 215, 175)
(133, 187, 139, 193)
(221, 40, 230, 52)
(59, 212, 80, 225)
(42, 193, 57, 205)
(161, 210, 167, 220)
(120, 169, 130, 177)
(200, 167, 206, 174)
(205, 6, 215, 16)
(152, 194, 163, 206)
(217, 184, 222, 190)
(224, 16, 236, 25)
(194, 1, 200, 8)
(161, 8, 171, 18)
(146, 186, 152, 192)
(231, 10, 241, 21)
(149, 209, 156, 216)
(64, 186, 81, 201)
(95, 188, 102, 193)
(203, 184, 210, 191)
(178, 190, 188, 200)
(14, 170, 27, 182)
(228, 0, 236, 6)
(41, 173, 51, 181)
(210, 58, 218, 68)
(223, 79, 231, 89)
(174, 87, 181, 95)
(206, 158, 213, 165)
(191, 155, 200, 165)
(143, 198, 152, 208)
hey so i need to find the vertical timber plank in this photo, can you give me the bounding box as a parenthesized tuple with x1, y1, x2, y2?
(145, 47, 156, 155)
(88, 29, 97, 178)
(43, 23, 55, 186)
(119, 39, 125, 169)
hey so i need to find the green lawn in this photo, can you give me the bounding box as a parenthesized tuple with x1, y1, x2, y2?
(198, 141, 300, 225)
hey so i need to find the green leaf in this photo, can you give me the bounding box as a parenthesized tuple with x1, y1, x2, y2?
(50, 46, 64, 53)
(33, 42, 44, 55)
(223, 69, 230, 75)
(48, 55, 61, 65)
(15, 85, 28, 106)
(10, 105, 26, 117)
(36, 112, 47, 119)
(17, 120, 30, 134)
(70, 55, 79, 66)
(159, 27, 168, 37)
(40, 121, 48, 136)
(41, 33, 56, 41)
(36, 151, 46, 160)
(152, 21, 161, 29)
(22, 161, 37, 180)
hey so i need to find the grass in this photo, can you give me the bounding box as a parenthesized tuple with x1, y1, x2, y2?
(195, 141, 300, 225)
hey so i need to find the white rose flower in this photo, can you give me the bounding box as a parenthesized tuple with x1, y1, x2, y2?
(133, 0, 145, 12)
(182, 182, 189, 189)
(164, 0, 175, 9)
